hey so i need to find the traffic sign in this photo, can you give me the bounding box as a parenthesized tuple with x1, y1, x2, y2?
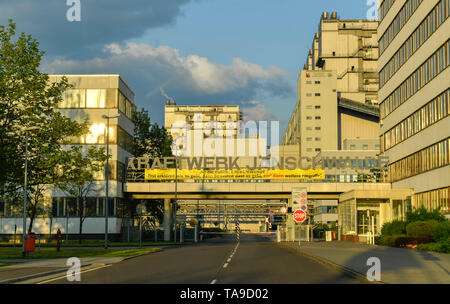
(293, 209, 306, 223)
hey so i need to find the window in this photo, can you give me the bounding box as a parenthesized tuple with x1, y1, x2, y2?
(306, 116, 312, 120)
(379, 0, 423, 55)
(315, 105, 321, 109)
(306, 137, 312, 141)
(315, 148, 321, 152)
(363, 144, 368, 150)
(383, 89, 449, 151)
(381, 40, 449, 118)
(315, 137, 321, 141)
(350, 144, 356, 150)
(306, 81, 312, 84)
(389, 138, 449, 182)
(305, 105, 313, 109)
(315, 93, 321, 97)
(59, 89, 85, 108)
(86, 89, 106, 108)
(315, 127, 321, 130)
(315, 116, 321, 120)
(315, 81, 321, 84)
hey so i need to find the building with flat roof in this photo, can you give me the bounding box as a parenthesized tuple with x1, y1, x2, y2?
(378, 0, 450, 214)
(0, 75, 136, 237)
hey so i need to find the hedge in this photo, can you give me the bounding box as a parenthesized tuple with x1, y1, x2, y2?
(432, 221, 450, 242)
(381, 220, 406, 236)
(406, 220, 438, 238)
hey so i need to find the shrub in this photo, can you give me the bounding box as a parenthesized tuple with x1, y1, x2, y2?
(381, 220, 406, 236)
(432, 221, 450, 242)
(406, 207, 445, 224)
(437, 238, 450, 253)
(406, 220, 438, 238)
(380, 234, 405, 247)
(394, 236, 432, 247)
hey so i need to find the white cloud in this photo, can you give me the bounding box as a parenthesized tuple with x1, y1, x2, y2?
(41, 42, 294, 124)
(241, 100, 277, 122)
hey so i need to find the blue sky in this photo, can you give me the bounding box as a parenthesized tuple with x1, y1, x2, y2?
(0, 0, 374, 137)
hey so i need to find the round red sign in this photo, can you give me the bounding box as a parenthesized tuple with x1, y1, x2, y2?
(293, 209, 306, 223)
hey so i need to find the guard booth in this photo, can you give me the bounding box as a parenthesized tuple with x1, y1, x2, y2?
(338, 189, 413, 243)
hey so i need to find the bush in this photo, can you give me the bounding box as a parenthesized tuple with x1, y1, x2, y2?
(418, 239, 450, 254)
(432, 221, 450, 242)
(380, 234, 405, 247)
(381, 220, 406, 236)
(406, 207, 445, 224)
(406, 220, 438, 238)
(436, 238, 450, 253)
(394, 236, 432, 247)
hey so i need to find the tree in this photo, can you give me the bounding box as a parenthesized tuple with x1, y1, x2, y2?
(0, 20, 88, 232)
(132, 107, 173, 158)
(56, 146, 108, 243)
(127, 108, 173, 223)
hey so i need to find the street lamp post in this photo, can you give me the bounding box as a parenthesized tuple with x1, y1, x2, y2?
(22, 127, 39, 257)
(174, 156, 178, 242)
(102, 114, 120, 249)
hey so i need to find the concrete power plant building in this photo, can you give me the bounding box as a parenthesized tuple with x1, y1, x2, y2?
(283, 12, 380, 157)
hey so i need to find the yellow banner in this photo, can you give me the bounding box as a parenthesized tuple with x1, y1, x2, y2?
(144, 168, 325, 180)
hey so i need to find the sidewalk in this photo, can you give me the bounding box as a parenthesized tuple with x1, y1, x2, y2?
(280, 241, 450, 284)
(0, 257, 127, 284)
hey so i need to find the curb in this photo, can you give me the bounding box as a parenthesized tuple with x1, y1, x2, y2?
(277, 242, 386, 284)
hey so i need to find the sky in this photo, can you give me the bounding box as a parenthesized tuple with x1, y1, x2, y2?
(0, 0, 375, 138)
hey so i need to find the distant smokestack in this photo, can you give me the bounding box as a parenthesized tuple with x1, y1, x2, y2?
(322, 12, 329, 20)
(330, 12, 337, 19)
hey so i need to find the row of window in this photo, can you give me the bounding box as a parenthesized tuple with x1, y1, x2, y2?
(306, 137, 321, 141)
(379, 0, 396, 22)
(380, 0, 450, 88)
(72, 124, 133, 153)
(306, 93, 321, 97)
(305, 126, 321, 131)
(306, 116, 321, 120)
(389, 138, 450, 182)
(379, 0, 423, 55)
(381, 89, 450, 152)
(314, 206, 338, 215)
(413, 187, 449, 213)
(58, 89, 136, 120)
(380, 40, 450, 119)
(51, 197, 116, 217)
(306, 81, 321, 84)
(305, 105, 321, 109)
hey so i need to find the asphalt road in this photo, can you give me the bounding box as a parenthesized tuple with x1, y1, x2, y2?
(45, 235, 361, 284)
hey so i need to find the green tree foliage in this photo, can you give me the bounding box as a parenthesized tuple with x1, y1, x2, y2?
(127, 108, 174, 223)
(381, 220, 406, 236)
(132, 108, 173, 158)
(406, 206, 446, 224)
(56, 146, 109, 243)
(0, 20, 88, 232)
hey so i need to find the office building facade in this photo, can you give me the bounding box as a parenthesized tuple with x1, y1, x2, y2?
(378, 0, 450, 214)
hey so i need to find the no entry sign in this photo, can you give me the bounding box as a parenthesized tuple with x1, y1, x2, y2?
(293, 209, 306, 223)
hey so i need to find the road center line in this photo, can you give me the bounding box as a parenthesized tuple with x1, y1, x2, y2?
(210, 240, 240, 284)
